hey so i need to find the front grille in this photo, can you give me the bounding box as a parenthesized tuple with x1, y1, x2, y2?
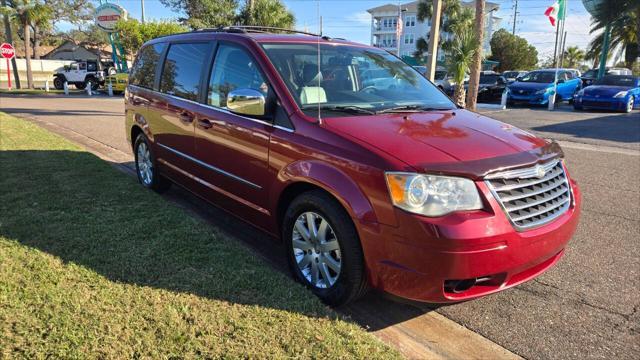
(485, 160, 571, 230)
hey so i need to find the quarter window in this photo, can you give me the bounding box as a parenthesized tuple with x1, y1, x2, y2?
(207, 44, 268, 108)
(160, 42, 213, 101)
(129, 43, 165, 89)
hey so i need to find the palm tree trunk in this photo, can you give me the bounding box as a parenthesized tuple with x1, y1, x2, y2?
(453, 84, 466, 108)
(465, 0, 485, 111)
(33, 24, 40, 60)
(23, 20, 34, 89)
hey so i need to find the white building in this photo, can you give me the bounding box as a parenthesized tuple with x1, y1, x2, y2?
(367, 1, 501, 61)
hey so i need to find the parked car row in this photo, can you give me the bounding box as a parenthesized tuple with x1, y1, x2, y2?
(411, 65, 638, 113)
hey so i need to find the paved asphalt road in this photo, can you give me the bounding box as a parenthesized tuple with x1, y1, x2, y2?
(2, 94, 639, 359)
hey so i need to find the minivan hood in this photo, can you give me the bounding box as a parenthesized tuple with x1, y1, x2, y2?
(323, 110, 549, 173)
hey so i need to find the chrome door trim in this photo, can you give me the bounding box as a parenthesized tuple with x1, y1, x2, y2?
(158, 158, 269, 215)
(157, 143, 261, 189)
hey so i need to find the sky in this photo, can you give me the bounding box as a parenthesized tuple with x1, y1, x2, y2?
(85, 0, 597, 63)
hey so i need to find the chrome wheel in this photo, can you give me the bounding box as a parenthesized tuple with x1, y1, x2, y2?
(136, 141, 153, 186)
(292, 211, 341, 288)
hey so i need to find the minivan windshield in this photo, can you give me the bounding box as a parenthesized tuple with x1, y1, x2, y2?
(261, 43, 456, 116)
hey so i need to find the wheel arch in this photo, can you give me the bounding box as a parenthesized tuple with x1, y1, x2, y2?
(273, 160, 379, 237)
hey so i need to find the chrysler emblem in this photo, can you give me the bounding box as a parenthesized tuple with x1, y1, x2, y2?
(535, 165, 546, 178)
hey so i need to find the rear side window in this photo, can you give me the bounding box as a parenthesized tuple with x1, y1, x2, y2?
(130, 43, 165, 89)
(160, 42, 213, 101)
(207, 44, 268, 108)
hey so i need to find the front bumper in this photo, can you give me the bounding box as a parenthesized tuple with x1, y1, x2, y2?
(574, 96, 627, 110)
(507, 92, 550, 105)
(360, 178, 581, 303)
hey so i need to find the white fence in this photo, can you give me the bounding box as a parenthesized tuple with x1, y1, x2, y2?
(0, 58, 73, 88)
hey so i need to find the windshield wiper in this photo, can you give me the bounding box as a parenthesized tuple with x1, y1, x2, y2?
(304, 105, 376, 115)
(376, 105, 453, 114)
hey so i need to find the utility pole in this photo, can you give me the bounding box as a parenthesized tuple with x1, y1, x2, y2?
(559, 30, 567, 68)
(425, 0, 442, 81)
(248, 0, 255, 24)
(141, 0, 146, 23)
(512, 0, 518, 35)
(1, 0, 20, 88)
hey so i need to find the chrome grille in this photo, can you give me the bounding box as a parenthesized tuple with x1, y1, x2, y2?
(485, 160, 571, 230)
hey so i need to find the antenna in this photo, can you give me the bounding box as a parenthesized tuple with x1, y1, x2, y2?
(316, 0, 322, 124)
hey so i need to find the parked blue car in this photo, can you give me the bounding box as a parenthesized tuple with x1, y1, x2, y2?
(507, 69, 582, 105)
(573, 75, 639, 113)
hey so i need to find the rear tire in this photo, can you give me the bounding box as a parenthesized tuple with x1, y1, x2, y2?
(573, 103, 583, 111)
(133, 134, 171, 193)
(283, 190, 368, 306)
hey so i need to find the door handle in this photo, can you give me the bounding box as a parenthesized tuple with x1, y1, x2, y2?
(178, 111, 194, 123)
(197, 118, 213, 129)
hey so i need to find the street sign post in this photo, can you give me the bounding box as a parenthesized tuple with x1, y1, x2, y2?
(1, 42, 15, 90)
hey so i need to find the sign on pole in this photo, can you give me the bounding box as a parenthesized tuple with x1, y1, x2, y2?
(1, 43, 16, 90)
(95, 3, 127, 33)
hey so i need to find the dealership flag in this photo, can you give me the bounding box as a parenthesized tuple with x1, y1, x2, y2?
(544, 0, 566, 26)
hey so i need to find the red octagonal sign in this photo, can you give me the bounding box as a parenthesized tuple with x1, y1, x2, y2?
(1, 43, 15, 59)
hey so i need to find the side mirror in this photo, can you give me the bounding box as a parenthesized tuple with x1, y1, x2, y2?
(227, 88, 266, 116)
(557, 79, 565, 84)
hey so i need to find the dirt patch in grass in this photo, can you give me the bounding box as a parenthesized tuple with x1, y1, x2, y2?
(0, 113, 400, 358)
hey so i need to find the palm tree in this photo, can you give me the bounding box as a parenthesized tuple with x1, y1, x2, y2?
(238, 0, 294, 29)
(563, 46, 585, 68)
(3, 0, 38, 88)
(29, 2, 52, 60)
(446, 26, 477, 107)
(415, 0, 471, 59)
(587, 0, 639, 69)
(465, 0, 485, 110)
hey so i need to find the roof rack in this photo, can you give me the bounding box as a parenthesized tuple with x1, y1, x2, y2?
(194, 26, 321, 37)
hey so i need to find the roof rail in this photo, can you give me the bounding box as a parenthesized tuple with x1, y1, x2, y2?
(194, 26, 321, 37)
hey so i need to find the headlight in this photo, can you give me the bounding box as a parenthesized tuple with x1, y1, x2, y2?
(613, 91, 628, 98)
(577, 89, 584, 96)
(385, 173, 483, 217)
(535, 88, 550, 95)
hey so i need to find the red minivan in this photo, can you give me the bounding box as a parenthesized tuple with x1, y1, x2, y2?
(125, 27, 581, 306)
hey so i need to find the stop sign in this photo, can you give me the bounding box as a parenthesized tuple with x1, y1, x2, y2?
(1, 43, 15, 59)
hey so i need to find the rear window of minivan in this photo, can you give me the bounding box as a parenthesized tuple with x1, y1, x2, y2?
(130, 43, 166, 89)
(159, 42, 213, 101)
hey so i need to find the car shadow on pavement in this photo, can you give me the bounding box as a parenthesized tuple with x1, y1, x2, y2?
(532, 113, 640, 143)
(1, 149, 438, 329)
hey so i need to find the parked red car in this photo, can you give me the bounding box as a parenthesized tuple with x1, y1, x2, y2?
(125, 27, 581, 306)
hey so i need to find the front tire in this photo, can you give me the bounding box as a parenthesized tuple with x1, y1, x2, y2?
(283, 190, 367, 306)
(133, 134, 171, 193)
(53, 76, 65, 90)
(624, 97, 634, 113)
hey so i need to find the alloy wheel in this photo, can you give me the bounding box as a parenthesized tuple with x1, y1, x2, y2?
(628, 98, 634, 112)
(136, 141, 153, 186)
(292, 211, 342, 289)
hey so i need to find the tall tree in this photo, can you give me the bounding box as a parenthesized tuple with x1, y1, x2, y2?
(159, 0, 294, 29)
(3, 0, 38, 88)
(587, 0, 639, 69)
(466, 0, 485, 110)
(238, 0, 294, 28)
(446, 25, 477, 107)
(488, 28, 538, 71)
(414, 0, 471, 59)
(115, 19, 187, 56)
(563, 46, 585, 68)
(29, 2, 52, 59)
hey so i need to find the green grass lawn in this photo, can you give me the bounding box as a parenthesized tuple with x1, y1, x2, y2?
(0, 112, 399, 358)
